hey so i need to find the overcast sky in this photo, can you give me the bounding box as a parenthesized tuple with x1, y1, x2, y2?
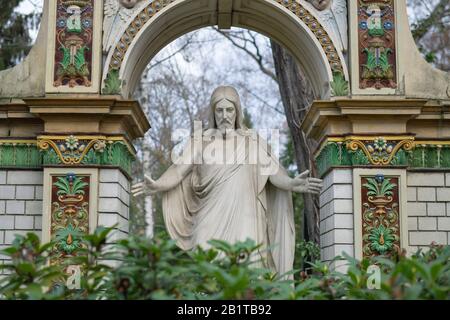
(16, 0, 43, 40)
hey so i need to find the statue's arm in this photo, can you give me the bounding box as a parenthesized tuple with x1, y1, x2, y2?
(152, 163, 193, 192)
(269, 168, 295, 191)
(131, 163, 193, 196)
(269, 168, 323, 194)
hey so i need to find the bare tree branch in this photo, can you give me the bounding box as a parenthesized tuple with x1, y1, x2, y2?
(213, 27, 278, 82)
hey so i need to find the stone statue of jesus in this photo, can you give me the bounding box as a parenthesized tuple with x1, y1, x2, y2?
(132, 86, 323, 275)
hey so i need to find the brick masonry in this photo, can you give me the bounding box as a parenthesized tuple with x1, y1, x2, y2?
(98, 169, 130, 242)
(0, 170, 43, 271)
(407, 172, 450, 251)
(0, 168, 132, 274)
(319, 169, 354, 268)
(2, 168, 446, 272)
(319, 169, 450, 266)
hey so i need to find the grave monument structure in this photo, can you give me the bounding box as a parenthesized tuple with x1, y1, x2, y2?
(0, 0, 449, 271)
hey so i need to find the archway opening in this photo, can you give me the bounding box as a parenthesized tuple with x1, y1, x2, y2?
(130, 25, 314, 275)
(113, 0, 348, 262)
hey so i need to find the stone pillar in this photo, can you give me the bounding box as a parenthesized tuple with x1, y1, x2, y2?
(302, 98, 450, 268)
(0, 98, 149, 271)
(29, 98, 149, 249)
(0, 0, 150, 270)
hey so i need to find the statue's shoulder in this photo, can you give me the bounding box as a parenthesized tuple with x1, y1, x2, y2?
(236, 128, 258, 139)
(201, 128, 220, 141)
(254, 134, 275, 156)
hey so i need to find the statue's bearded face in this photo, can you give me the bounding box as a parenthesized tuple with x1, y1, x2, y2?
(120, 0, 139, 9)
(214, 99, 236, 133)
(308, 0, 332, 11)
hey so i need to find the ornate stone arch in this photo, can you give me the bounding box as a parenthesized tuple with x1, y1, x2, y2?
(102, 0, 348, 99)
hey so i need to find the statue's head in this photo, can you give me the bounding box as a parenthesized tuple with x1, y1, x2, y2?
(119, 0, 140, 9)
(208, 86, 246, 133)
(307, 0, 332, 11)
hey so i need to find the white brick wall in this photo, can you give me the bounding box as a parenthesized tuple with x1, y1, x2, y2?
(98, 169, 130, 241)
(407, 172, 450, 247)
(0, 170, 43, 265)
(319, 168, 354, 267)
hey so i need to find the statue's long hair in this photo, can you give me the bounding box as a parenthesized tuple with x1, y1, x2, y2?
(207, 86, 248, 131)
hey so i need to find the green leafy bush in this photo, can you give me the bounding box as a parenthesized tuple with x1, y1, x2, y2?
(0, 228, 449, 300)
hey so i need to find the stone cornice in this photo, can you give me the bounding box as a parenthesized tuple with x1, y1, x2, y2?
(0, 135, 136, 176)
(314, 135, 450, 177)
(301, 98, 431, 141)
(0, 102, 39, 119)
(21, 97, 150, 140)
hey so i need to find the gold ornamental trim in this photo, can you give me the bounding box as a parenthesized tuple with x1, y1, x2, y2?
(346, 138, 415, 165)
(37, 135, 136, 165)
(38, 138, 105, 165)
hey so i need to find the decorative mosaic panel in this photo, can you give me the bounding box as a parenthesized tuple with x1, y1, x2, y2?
(0, 137, 135, 175)
(315, 137, 450, 177)
(0, 140, 41, 168)
(408, 143, 450, 169)
(361, 174, 400, 259)
(358, 0, 397, 89)
(51, 173, 90, 264)
(53, 0, 94, 87)
(347, 137, 414, 165)
(315, 136, 414, 177)
(38, 135, 136, 176)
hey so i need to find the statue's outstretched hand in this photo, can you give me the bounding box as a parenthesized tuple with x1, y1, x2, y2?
(131, 174, 160, 197)
(291, 170, 323, 194)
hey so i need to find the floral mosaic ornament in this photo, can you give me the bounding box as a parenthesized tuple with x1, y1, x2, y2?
(347, 137, 414, 165)
(51, 173, 90, 262)
(368, 224, 395, 255)
(315, 139, 450, 177)
(38, 135, 107, 165)
(54, 223, 84, 254)
(38, 135, 136, 176)
(358, 0, 397, 89)
(53, 0, 94, 87)
(363, 174, 396, 215)
(361, 174, 400, 258)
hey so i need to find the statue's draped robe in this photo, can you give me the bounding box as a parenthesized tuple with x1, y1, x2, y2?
(162, 131, 295, 275)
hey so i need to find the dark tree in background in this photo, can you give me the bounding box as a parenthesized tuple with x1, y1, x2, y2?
(0, 0, 41, 71)
(271, 41, 319, 244)
(408, 0, 450, 70)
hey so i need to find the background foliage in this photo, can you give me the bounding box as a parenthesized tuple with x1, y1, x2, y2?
(0, 0, 41, 71)
(1, 229, 449, 300)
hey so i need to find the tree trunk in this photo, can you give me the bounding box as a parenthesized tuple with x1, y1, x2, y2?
(271, 40, 320, 244)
